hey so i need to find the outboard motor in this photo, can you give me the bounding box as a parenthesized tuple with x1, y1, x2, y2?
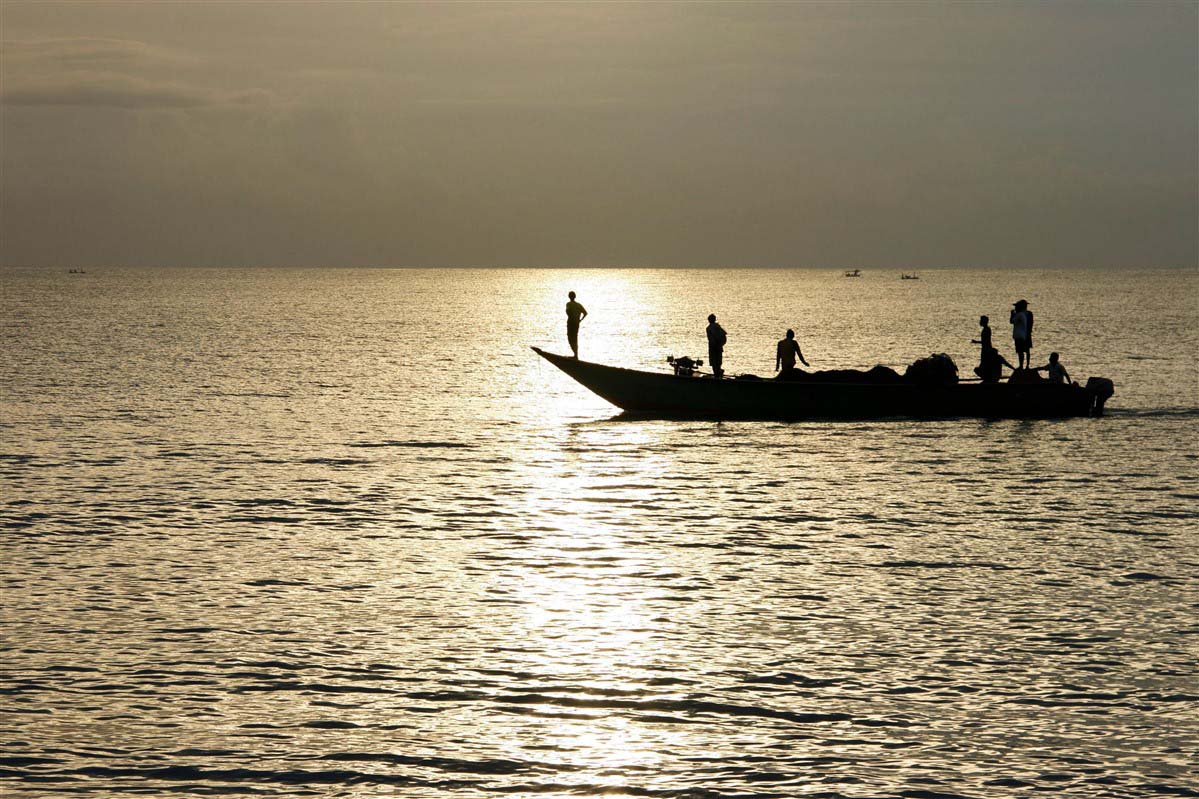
(667, 355, 703, 377)
(1085, 377, 1115, 416)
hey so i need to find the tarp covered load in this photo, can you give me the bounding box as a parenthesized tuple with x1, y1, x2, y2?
(903, 353, 959, 385)
(761, 354, 958, 385)
(764, 364, 902, 384)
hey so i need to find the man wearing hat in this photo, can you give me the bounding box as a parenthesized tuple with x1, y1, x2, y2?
(1010, 299, 1034, 369)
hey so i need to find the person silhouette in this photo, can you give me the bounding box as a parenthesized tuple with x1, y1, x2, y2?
(971, 315, 992, 351)
(1010, 299, 1033, 369)
(971, 315, 995, 377)
(706, 314, 727, 379)
(565, 291, 587, 358)
(974, 344, 1016, 383)
(1034, 352, 1071, 384)
(775, 329, 809, 377)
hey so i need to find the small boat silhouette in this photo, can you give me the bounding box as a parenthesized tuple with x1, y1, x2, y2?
(843, 269, 861, 278)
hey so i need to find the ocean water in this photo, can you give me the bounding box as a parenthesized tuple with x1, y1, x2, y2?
(1, 266, 1197, 799)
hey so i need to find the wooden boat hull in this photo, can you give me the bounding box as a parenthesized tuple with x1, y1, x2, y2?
(532, 347, 1112, 420)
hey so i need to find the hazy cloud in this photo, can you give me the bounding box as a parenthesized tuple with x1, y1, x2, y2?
(1, 36, 272, 109)
(2, 36, 189, 69)
(2, 73, 270, 108)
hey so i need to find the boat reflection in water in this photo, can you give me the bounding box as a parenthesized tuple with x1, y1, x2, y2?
(532, 347, 1114, 420)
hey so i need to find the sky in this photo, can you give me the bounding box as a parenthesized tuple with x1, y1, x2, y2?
(1, 1, 1196, 269)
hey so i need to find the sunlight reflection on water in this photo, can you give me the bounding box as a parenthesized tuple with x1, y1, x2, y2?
(0, 266, 1196, 798)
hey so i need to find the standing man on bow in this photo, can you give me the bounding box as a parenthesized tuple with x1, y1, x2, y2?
(565, 291, 587, 359)
(706, 314, 727, 379)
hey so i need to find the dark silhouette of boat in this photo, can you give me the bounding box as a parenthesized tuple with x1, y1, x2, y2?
(532, 347, 1113, 419)
(844, 269, 862, 277)
(901, 272, 919, 280)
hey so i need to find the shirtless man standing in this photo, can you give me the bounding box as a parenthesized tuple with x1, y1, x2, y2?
(565, 291, 587, 358)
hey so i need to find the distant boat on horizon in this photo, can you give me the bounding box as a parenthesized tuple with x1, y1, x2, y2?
(901, 272, 919, 280)
(843, 269, 862, 278)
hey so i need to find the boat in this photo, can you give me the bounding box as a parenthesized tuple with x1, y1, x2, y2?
(844, 269, 862, 278)
(901, 272, 919, 280)
(532, 347, 1114, 420)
